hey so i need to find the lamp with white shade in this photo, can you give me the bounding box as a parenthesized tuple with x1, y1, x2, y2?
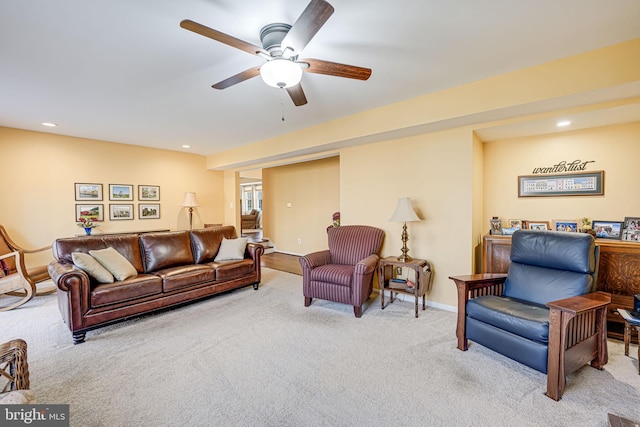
(389, 197, 421, 262)
(181, 192, 200, 230)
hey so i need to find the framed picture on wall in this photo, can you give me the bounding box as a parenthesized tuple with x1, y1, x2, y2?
(138, 185, 160, 201)
(109, 204, 134, 220)
(139, 204, 160, 219)
(552, 220, 578, 232)
(592, 220, 623, 240)
(526, 221, 550, 231)
(75, 183, 103, 201)
(518, 171, 604, 197)
(76, 204, 104, 222)
(109, 184, 134, 201)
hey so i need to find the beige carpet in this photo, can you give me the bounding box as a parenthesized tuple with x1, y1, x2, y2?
(4, 269, 640, 426)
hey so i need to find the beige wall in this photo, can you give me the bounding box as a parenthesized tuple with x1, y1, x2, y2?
(483, 121, 640, 230)
(262, 156, 339, 255)
(0, 126, 225, 268)
(340, 127, 475, 309)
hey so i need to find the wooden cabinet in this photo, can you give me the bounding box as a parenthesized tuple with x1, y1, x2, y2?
(482, 234, 640, 341)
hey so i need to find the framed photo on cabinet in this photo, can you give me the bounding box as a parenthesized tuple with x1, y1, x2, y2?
(592, 220, 623, 240)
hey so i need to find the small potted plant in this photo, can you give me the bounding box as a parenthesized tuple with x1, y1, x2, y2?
(581, 217, 596, 237)
(77, 217, 99, 236)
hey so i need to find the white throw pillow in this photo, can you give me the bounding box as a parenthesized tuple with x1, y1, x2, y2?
(89, 247, 138, 281)
(214, 237, 248, 261)
(72, 252, 115, 283)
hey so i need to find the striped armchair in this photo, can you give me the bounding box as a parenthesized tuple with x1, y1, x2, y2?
(299, 225, 384, 318)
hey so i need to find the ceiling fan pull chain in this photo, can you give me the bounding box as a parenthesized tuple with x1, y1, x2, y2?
(281, 91, 286, 122)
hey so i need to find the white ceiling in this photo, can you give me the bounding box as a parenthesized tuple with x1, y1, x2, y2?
(1, 0, 640, 157)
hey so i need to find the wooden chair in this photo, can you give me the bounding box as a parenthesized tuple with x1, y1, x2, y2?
(0, 225, 52, 295)
(0, 251, 34, 311)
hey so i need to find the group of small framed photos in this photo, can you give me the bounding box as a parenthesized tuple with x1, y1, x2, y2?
(492, 217, 640, 242)
(75, 183, 160, 222)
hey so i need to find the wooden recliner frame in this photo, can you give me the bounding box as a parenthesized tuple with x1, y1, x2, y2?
(450, 273, 610, 401)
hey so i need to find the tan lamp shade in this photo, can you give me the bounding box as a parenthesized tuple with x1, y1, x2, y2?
(389, 197, 419, 223)
(181, 192, 200, 208)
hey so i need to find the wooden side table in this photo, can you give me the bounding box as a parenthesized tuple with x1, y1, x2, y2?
(618, 309, 640, 375)
(378, 256, 432, 317)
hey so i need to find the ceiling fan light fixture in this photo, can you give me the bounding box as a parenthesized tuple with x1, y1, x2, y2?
(260, 59, 302, 88)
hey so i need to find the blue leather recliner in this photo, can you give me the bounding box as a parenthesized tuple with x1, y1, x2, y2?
(450, 230, 611, 400)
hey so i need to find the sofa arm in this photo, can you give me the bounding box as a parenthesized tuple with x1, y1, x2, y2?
(449, 273, 508, 351)
(48, 261, 90, 293)
(246, 243, 264, 261)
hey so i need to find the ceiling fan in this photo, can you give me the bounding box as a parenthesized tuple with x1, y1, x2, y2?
(180, 0, 371, 106)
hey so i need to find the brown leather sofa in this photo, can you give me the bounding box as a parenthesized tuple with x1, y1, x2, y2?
(48, 226, 263, 344)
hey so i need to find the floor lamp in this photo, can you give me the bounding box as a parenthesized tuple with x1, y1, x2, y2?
(389, 197, 420, 262)
(181, 192, 200, 230)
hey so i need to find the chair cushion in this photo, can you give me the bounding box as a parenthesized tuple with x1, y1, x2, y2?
(310, 264, 354, 287)
(89, 247, 138, 281)
(327, 226, 384, 265)
(504, 263, 594, 306)
(466, 295, 550, 344)
(510, 230, 596, 274)
(0, 390, 36, 404)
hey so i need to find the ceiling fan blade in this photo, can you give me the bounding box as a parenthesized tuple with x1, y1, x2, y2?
(212, 66, 262, 90)
(286, 84, 308, 106)
(281, 0, 334, 56)
(180, 19, 266, 56)
(301, 58, 371, 80)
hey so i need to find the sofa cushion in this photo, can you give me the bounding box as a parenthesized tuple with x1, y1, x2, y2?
(467, 295, 550, 344)
(153, 264, 217, 292)
(140, 231, 194, 272)
(209, 259, 254, 280)
(90, 274, 163, 307)
(214, 237, 248, 261)
(190, 227, 238, 263)
(53, 234, 144, 272)
(72, 252, 114, 283)
(89, 247, 138, 281)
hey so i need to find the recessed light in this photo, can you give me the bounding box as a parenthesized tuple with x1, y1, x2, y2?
(556, 120, 571, 127)
(181, 145, 191, 149)
(42, 122, 58, 127)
